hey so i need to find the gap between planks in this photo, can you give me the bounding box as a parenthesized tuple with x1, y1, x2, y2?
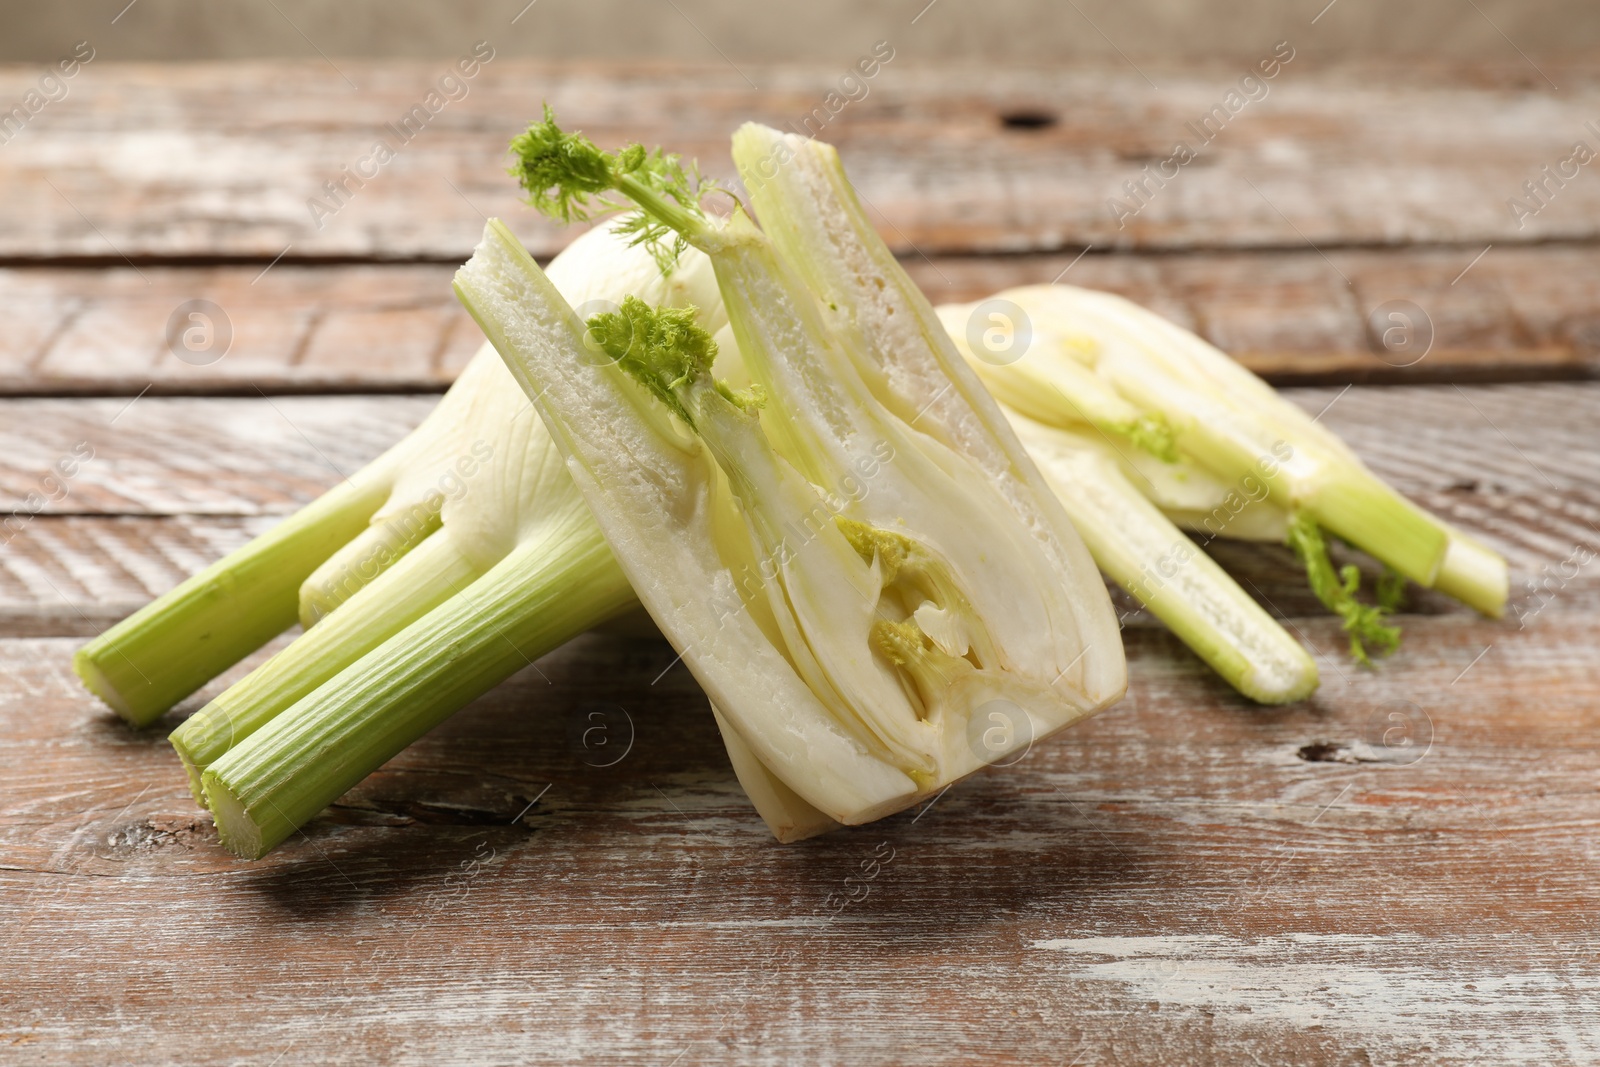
(3, 384, 1598, 637)
(7, 59, 1600, 260)
(6, 242, 1600, 396)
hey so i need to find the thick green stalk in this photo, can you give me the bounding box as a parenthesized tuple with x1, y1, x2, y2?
(74, 475, 391, 726)
(1435, 529, 1509, 618)
(201, 518, 634, 859)
(298, 501, 444, 626)
(1302, 469, 1449, 589)
(1014, 415, 1318, 703)
(169, 532, 484, 801)
(1103, 367, 1450, 586)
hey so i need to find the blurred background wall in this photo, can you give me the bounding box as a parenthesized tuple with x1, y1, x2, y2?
(1, 0, 1596, 64)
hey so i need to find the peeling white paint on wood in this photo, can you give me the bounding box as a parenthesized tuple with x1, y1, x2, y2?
(1030, 933, 1600, 1064)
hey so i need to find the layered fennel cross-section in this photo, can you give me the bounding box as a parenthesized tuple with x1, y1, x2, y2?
(729, 124, 1322, 705)
(455, 112, 1126, 825)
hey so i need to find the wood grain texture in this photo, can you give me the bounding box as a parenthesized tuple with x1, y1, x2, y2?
(0, 515, 276, 636)
(2, 384, 1594, 636)
(4, 59, 1600, 261)
(2, 603, 1596, 1065)
(5, 55, 1598, 1067)
(7, 242, 1600, 397)
(0, 395, 432, 516)
(0, 265, 486, 395)
(906, 244, 1600, 386)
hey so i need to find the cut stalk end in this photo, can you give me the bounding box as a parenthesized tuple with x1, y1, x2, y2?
(172, 701, 235, 804)
(169, 532, 483, 808)
(71, 649, 134, 721)
(1434, 529, 1509, 618)
(200, 527, 635, 858)
(201, 771, 269, 861)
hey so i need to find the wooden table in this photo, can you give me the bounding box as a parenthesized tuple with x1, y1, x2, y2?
(4, 58, 1599, 1065)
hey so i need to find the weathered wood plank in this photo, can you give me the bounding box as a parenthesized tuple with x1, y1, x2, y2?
(0, 395, 433, 516)
(0, 506, 1568, 641)
(3, 60, 1600, 261)
(2, 386, 1593, 641)
(2, 601, 1597, 1064)
(909, 244, 1600, 386)
(0, 515, 274, 636)
(1, 265, 485, 394)
(6, 243, 1599, 397)
(3, 385, 1591, 513)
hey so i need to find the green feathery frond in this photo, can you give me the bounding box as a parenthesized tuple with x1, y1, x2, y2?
(1376, 566, 1408, 613)
(507, 104, 616, 223)
(586, 296, 718, 428)
(508, 105, 721, 272)
(1287, 511, 1401, 666)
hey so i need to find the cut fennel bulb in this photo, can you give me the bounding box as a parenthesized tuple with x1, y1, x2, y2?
(464, 112, 1124, 823)
(936, 284, 1508, 666)
(728, 125, 1315, 707)
(79, 109, 1506, 860)
(940, 284, 1507, 614)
